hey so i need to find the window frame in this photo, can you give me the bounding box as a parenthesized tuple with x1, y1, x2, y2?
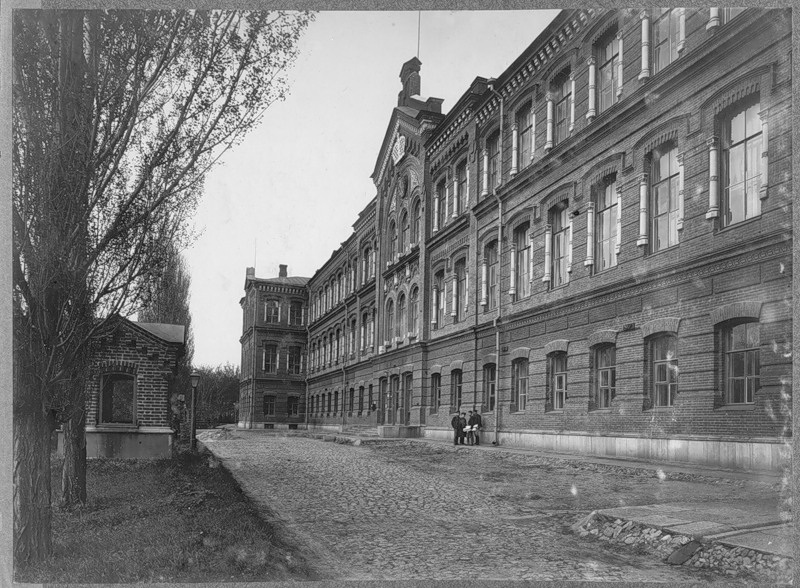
(288, 396, 299, 417)
(264, 299, 280, 323)
(430, 373, 441, 413)
(454, 258, 467, 322)
(553, 70, 572, 146)
(450, 369, 463, 412)
(488, 132, 500, 190)
(647, 333, 679, 408)
(263, 344, 278, 373)
(595, 176, 618, 272)
(511, 358, 528, 412)
(99, 372, 136, 425)
(652, 8, 680, 75)
(649, 143, 680, 253)
(483, 363, 497, 412)
(486, 240, 499, 311)
(456, 160, 468, 215)
(596, 29, 619, 114)
(724, 321, 760, 405)
(550, 352, 568, 410)
(517, 104, 533, 169)
(593, 345, 616, 409)
(550, 203, 570, 288)
(721, 96, 762, 228)
(514, 223, 531, 298)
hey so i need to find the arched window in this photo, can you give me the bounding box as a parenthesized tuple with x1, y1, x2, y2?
(436, 179, 447, 230)
(456, 161, 467, 214)
(412, 200, 421, 244)
(454, 258, 466, 322)
(400, 210, 409, 255)
(553, 70, 572, 146)
(653, 9, 680, 75)
(485, 240, 499, 310)
(722, 96, 762, 226)
(488, 132, 500, 189)
(650, 143, 680, 252)
(595, 176, 618, 271)
(550, 203, 570, 288)
(515, 223, 531, 296)
(397, 293, 406, 339)
(409, 287, 419, 334)
(596, 28, 620, 113)
(389, 220, 397, 261)
(517, 104, 533, 170)
(483, 364, 496, 412)
(385, 299, 395, 343)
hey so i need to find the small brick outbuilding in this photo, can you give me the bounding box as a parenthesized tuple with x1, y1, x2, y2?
(81, 317, 186, 458)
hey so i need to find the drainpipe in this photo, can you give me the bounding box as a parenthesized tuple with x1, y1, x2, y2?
(341, 299, 348, 432)
(488, 79, 504, 446)
(250, 285, 258, 429)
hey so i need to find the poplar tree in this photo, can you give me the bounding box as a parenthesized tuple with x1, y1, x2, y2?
(12, 9, 313, 564)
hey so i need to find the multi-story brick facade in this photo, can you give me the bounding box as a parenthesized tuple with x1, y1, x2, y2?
(239, 265, 309, 428)
(246, 9, 792, 471)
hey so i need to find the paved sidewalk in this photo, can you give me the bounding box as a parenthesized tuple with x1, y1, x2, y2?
(333, 432, 794, 559)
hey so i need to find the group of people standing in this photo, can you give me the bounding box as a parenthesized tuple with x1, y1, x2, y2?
(451, 410, 482, 446)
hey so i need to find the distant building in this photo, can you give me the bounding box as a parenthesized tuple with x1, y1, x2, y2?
(238, 265, 309, 429)
(242, 9, 793, 472)
(61, 316, 186, 458)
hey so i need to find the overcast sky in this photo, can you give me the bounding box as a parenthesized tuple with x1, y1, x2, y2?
(185, 10, 560, 368)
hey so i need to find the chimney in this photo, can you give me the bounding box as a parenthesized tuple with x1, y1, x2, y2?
(279, 264, 288, 278)
(246, 267, 255, 278)
(398, 57, 422, 107)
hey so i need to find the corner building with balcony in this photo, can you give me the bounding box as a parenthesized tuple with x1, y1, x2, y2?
(265, 9, 792, 472)
(239, 264, 309, 429)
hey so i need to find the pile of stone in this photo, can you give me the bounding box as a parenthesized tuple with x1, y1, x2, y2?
(573, 513, 792, 583)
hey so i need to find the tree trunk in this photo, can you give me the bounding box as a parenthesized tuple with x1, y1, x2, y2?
(60, 407, 87, 508)
(13, 378, 53, 565)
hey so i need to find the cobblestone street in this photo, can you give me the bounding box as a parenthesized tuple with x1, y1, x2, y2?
(204, 432, 780, 582)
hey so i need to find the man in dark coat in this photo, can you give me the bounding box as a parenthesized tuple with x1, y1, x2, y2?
(470, 409, 483, 446)
(451, 413, 461, 445)
(457, 412, 468, 445)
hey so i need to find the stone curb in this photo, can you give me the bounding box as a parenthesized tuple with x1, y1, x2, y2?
(575, 513, 793, 583)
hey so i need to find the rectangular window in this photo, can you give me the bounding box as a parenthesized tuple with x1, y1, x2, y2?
(264, 300, 279, 323)
(263, 345, 278, 373)
(596, 179, 618, 270)
(651, 145, 680, 252)
(349, 388, 355, 413)
(436, 180, 447, 229)
(287, 346, 302, 375)
(263, 395, 276, 416)
(598, 33, 619, 113)
(653, 8, 680, 75)
(595, 346, 616, 409)
(287, 397, 299, 417)
(289, 301, 303, 325)
(368, 384, 374, 412)
(333, 391, 338, 416)
(358, 386, 364, 414)
(554, 72, 572, 146)
(100, 374, 135, 424)
(551, 205, 570, 287)
(651, 334, 678, 407)
(434, 271, 445, 328)
(726, 322, 759, 404)
(512, 359, 528, 411)
(551, 353, 567, 409)
(515, 224, 531, 297)
(723, 99, 762, 227)
(450, 370, 462, 411)
(483, 364, 496, 412)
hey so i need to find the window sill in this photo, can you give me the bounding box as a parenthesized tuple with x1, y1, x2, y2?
(590, 408, 613, 413)
(592, 264, 619, 277)
(716, 403, 756, 411)
(717, 214, 762, 234)
(92, 424, 138, 432)
(645, 405, 675, 411)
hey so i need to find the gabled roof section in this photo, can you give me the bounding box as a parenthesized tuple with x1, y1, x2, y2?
(136, 322, 186, 345)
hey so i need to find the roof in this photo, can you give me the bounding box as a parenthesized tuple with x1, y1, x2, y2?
(135, 322, 186, 344)
(256, 276, 310, 286)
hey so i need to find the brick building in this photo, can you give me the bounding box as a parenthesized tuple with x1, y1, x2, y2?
(239, 264, 309, 428)
(247, 9, 793, 471)
(69, 316, 186, 458)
